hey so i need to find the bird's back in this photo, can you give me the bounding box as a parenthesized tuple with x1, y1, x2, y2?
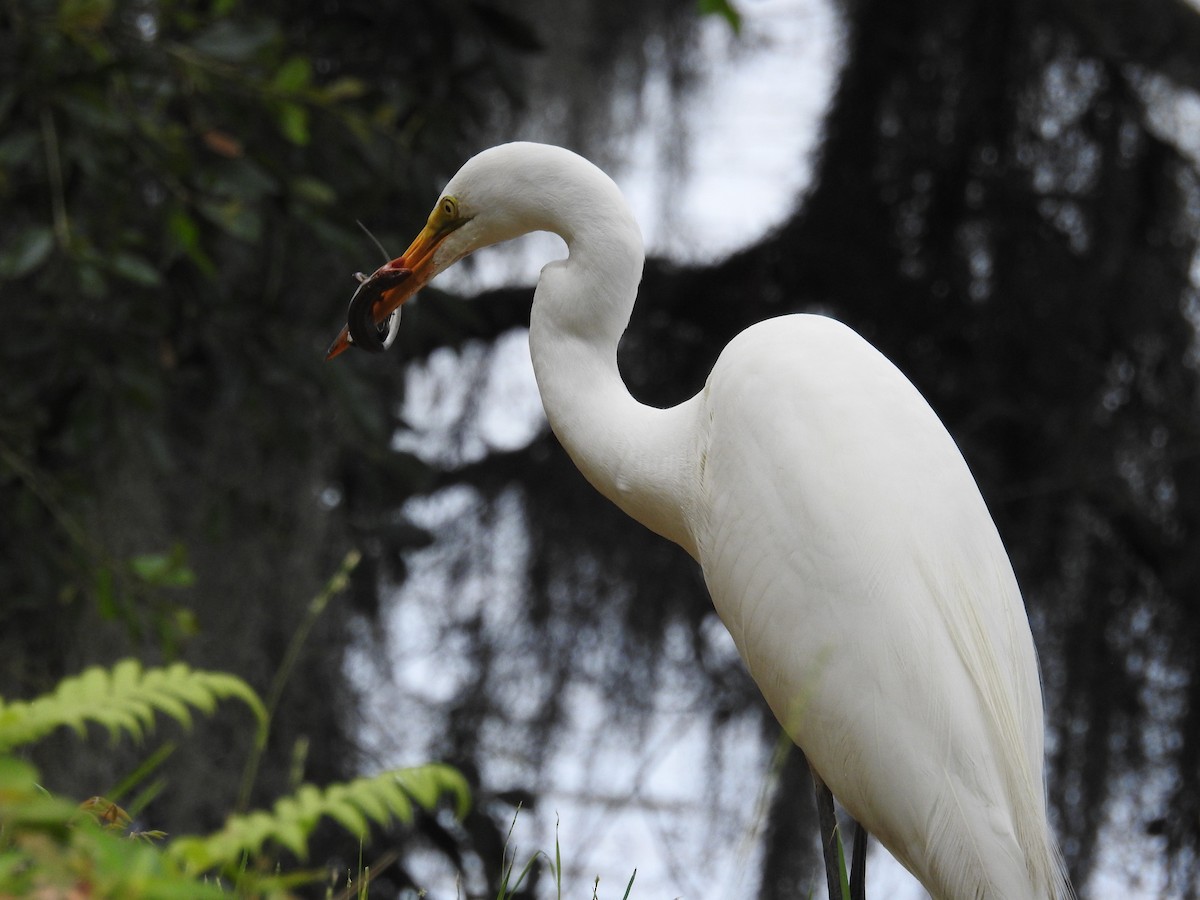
(689, 314, 1067, 899)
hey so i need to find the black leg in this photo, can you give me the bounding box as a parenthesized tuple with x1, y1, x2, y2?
(809, 758, 842, 900)
(850, 821, 868, 900)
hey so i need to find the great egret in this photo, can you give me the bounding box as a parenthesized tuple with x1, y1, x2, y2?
(327, 142, 1071, 900)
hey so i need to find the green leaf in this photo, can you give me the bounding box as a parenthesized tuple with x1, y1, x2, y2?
(78, 260, 107, 297)
(0, 754, 39, 792)
(110, 251, 163, 287)
(272, 56, 311, 93)
(130, 545, 195, 588)
(198, 197, 261, 242)
(0, 790, 79, 829)
(291, 175, 336, 207)
(396, 762, 471, 818)
(836, 826, 850, 900)
(190, 19, 278, 63)
(167, 764, 469, 875)
(276, 101, 310, 146)
(698, 0, 741, 33)
(57, 0, 115, 34)
(268, 812, 307, 858)
(0, 226, 55, 279)
(167, 208, 200, 251)
(95, 566, 117, 620)
(323, 792, 368, 837)
(166, 208, 217, 276)
(320, 77, 367, 102)
(0, 659, 266, 753)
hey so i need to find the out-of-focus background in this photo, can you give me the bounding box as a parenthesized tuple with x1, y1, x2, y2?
(3, 0, 1200, 896)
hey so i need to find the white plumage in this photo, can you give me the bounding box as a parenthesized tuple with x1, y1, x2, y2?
(329, 142, 1071, 899)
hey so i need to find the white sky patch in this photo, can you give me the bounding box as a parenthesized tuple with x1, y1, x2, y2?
(631, 0, 843, 262)
(438, 0, 842, 294)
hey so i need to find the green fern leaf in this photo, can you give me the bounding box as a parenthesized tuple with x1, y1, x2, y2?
(270, 813, 308, 859)
(0, 659, 267, 752)
(322, 790, 369, 837)
(398, 762, 471, 818)
(346, 776, 406, 825)
(290, 783, 325, 830)
(167, 763, 471, 873)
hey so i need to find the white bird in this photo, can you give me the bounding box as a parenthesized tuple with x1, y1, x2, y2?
(327, 142, 1071, 900)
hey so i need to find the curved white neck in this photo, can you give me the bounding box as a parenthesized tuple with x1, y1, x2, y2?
(525, 177, 700, 559)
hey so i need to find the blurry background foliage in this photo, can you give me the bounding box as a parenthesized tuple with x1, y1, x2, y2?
(0, 653, 470, 897)
(0, 0, 704, 893)
(3, 0, 1200, 897)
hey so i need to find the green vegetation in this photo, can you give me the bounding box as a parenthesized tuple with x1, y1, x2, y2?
(0, 657, 469, 898)
(493, 811, 638, 900)
(0, 1, 506, 883)
(0, 555, 471, 897)
(0, 658, 267, 753)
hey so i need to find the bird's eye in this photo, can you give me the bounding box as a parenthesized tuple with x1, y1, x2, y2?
(440, 196, 458, 219)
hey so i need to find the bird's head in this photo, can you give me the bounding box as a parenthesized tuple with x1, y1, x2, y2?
(325, 143, 574, 360)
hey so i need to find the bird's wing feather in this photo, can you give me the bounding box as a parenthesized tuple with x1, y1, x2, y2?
(692, 314, 1061, 898)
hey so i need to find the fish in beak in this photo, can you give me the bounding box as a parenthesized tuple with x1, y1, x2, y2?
(326, 201, 468, 360)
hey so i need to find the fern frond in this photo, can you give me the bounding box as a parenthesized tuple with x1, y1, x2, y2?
(167, 763, 471, 874)
(0, 659, 268, 752)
